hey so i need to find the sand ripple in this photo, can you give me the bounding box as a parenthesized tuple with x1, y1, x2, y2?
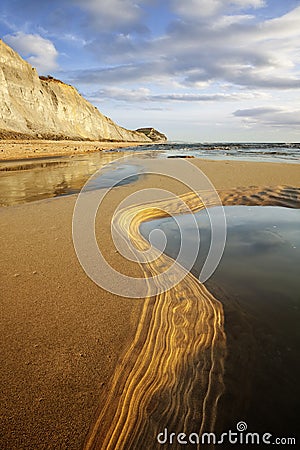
(84, 185, 300, 449)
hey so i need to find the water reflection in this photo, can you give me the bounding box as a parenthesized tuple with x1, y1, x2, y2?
(140, 206, 300, 436)
(0, 152, 143, 206)
(141, 206, 300, 297)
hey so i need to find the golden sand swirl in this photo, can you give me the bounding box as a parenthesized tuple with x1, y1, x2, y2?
(84, 191, 227, 450)
(84, 185, 300, 449)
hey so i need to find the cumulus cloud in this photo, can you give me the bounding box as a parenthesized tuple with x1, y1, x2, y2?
(160, 5, 300, 90)
(262, 5, 300, 39)
(71, 2, 300, 93)
(4, 32, 58, 73)
(233, 106, 300, 128)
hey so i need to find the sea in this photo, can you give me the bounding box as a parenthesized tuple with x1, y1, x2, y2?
(118, 142, 300, 163)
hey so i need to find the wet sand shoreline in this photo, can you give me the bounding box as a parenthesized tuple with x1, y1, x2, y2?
(1, 155, 300, 207)
(0, 157, 299, 449)
(0, 139, 152, 161)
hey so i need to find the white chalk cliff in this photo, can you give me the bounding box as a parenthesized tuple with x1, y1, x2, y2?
(0, 39, 153, 142)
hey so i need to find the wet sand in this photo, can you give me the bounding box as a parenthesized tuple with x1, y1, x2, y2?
(0, 139, 150, 161)
(0, 158, 300, 449)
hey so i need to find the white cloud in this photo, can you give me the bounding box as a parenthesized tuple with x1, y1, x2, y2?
(171, 0, 265, 19)
(261, 5, 300, 39)
(212, 14, 254, 28)
(88, 86, 266, 104)
(73, 3, 300, 93)
(4, 32, 58, 74)
(233, 106, 300, 128)
(231, 0, 265, 8)
(153, 4, 300, 90)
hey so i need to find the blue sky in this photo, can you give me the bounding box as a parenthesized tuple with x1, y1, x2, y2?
(1, 0, 300, 142)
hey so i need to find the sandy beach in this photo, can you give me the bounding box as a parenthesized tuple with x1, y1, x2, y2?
(0, 140, 151, 161)
(1, 0, 300, 445)
(1, 153, 300, 449)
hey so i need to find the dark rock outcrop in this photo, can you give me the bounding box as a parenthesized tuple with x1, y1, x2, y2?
(135, 127, 167, 142)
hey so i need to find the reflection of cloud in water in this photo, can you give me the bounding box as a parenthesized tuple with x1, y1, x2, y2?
(141, 205, 300, 299)
(86, 164, 141, 191)
(230, 229, 287, 254)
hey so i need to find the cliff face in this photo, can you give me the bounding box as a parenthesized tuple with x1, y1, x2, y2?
(0, 39, 151, 142)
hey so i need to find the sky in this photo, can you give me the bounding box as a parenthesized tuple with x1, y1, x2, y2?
(1, 0, 300, 142)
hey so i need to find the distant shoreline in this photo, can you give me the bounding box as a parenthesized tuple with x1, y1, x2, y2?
(2, 140, 300, 163)
(0, 139, 152, 161)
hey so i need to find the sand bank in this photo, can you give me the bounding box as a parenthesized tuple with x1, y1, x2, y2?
(0, 139, 151, 161)
(0, 158, 299, 449)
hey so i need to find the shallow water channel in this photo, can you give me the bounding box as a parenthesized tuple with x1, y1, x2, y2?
(0, 152, 144, 206)
(140, 205, 300, 438)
